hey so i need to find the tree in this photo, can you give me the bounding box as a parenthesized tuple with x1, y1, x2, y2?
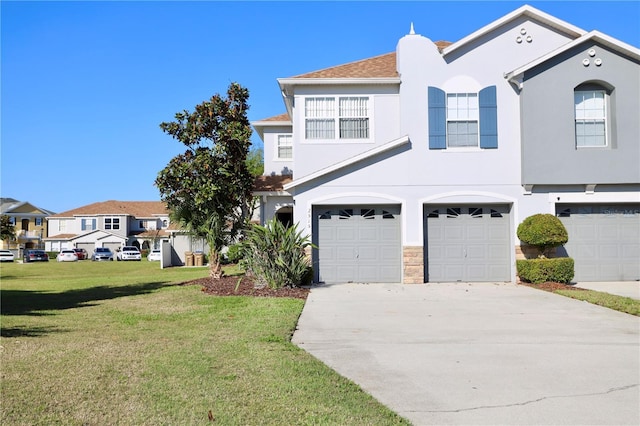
(155, 82, 254, 279)
(1, 215, 16, 244)
(246, 146, 264, 177)
(517, 213, 569, 258)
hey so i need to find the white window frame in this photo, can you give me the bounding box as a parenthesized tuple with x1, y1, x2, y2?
(446, 93, 479, 148)
(276, 134, 293, 160)
(304, 96, 370, 141)
(575, 89, 607, 148)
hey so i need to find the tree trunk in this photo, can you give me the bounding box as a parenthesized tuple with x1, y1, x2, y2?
(209, 248, 223, 279)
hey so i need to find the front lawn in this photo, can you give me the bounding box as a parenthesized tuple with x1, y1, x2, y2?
(0, 261, 408, 425)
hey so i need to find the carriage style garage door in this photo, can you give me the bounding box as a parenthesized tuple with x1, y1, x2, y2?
(557, 204, 640, 281)
(313, 205, 401, 283)
(424, 205, 511, 282)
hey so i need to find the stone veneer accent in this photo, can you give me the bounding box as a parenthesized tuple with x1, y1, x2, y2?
(403, 246, 424, 284)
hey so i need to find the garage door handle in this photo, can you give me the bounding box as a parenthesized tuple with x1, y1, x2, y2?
(464, 249, 467, 258)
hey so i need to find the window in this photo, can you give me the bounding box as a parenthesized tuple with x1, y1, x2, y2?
(35, 218, 43, 226)
(339, 97, 369, 139)
(305, 96, 369, 140)
(447, 93, 478, 147)
(575, 89, 606, 147)
(81, 218, 96, 231)
(428, 86, 497, 149)
(9, 217, 16, 226)
(277, 134, 293, 159)
(105, 217, 120, 230)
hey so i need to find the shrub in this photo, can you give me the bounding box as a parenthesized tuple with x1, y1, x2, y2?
(517, 258, 574, 284)
(240, 219, 315, 289)
(225, 243, 243, 264)
(517, 214, 568, 257)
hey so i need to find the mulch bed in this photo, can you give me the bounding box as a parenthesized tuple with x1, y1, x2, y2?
(183, 275, 310, 300)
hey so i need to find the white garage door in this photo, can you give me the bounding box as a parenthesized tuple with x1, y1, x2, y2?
(313, 205, 401, 283)
(557, 204, 640, 281)
(425, 205, 511, 282)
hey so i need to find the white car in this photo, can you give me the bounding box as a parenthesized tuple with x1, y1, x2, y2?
(116, 246, 142, 261)
(147, 249, 161, 261)
(0, 250, 15, 262)
(57, 249, 78, 262)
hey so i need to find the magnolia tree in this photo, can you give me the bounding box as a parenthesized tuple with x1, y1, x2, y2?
(155, 83, 254, 279)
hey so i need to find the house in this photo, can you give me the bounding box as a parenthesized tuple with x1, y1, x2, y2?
(45, 200, 172, 254)
(0, 198, 54, 251)
(252, 5, 640, 284)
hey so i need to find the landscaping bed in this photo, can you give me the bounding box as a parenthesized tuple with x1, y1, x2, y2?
(188, 274, 310, 299)
(519, 281, 587, 293)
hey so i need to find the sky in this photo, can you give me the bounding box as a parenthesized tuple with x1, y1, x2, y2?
(2, 1, 639, 214)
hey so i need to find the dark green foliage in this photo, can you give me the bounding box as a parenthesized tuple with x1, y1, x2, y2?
(155, 83, 254, 278)
(517, 258, 575, 284)
(1, 215, 16, 242)
(517, 214, 569, 257)
(225, 243, 243, 264)
(240, 219, 315, 289)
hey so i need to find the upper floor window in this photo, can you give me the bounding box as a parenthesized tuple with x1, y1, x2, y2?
(81, 218, 96, 231)
(105, 217, 120, 230)
(447, 93, 478, 147)
(9, 217, 16, 226)
(575, 89, 607, 147)
(35, 218, 43, 226)
(428, 86, 497, 150)
(305, 96, 369, 140)
(277, 134, 293, 159)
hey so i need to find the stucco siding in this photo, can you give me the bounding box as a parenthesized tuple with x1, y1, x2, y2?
(521, 42, 640, 184)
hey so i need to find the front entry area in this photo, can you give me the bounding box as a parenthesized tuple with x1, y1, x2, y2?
(313, 205, 401, 283)
(424, 204, 511, 282)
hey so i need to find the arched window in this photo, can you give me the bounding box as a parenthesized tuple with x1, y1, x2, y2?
(574, 83, 610, 148)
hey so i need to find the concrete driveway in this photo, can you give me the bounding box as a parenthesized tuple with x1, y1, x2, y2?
(292, 282, 640, 425)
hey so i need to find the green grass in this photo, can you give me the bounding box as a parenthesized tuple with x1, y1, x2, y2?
(0, 261, 409, 425)
(555, 288, 640, 316)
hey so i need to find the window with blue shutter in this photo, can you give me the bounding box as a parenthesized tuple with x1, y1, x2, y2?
(428, 87, 446, 149)
(479, 86, 498, 149)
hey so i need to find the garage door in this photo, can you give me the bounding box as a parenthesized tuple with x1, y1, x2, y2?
(557, 204, 640, 281)
(314, 205, 401, 283)
(425, 205, 511, 282)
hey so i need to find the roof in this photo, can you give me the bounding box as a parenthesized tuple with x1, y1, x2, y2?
(292, 52, 399, 79)
(253, 175, 293, 193)
(50, 200, 169, 218)
(1, 198, 55, 216)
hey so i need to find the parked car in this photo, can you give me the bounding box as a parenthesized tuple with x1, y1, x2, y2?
(147, 249, 161, 261)
(73, 248, 88, 260)
(57, 249, 78, 262)
(23, 249, 49, 262)
(0, 250, 15, 262)
(92, 247, 114, 261)
(116, 246, 142, 261)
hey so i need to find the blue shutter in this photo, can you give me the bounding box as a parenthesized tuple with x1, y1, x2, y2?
(428, 87, 446, 149)
(81, 219, 86, 231)
(479, 86, 498, 149)
(92, 219, 96, 230)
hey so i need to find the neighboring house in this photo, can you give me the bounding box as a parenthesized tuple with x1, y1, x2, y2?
(46, 200, 209, 265)
(252, 5, 640, 284)
(45, 200, 172, 254)
(0, 197, 54, 251)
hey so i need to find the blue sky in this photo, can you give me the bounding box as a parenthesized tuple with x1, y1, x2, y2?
(2, 1, 638, 214)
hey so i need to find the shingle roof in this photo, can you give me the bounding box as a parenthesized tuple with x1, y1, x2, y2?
(259, 112, 291, 122)
(51, 200, 169, 218)
(254, 175, 293, 192)
(289, 41, 451, 80)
